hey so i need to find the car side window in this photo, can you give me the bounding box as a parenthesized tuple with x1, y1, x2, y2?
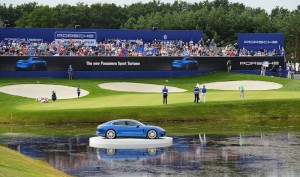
(113, 121, 126, 125)
(126, 121, 137, 126)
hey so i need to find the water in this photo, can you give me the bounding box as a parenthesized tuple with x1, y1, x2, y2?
(1, 133, 300, 177)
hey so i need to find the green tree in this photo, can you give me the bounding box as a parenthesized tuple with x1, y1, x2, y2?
(0, 3, 39, 27)
(15, 6, 58, 28)
(121, 17, 137, 29)
(53, 4, 77, 28)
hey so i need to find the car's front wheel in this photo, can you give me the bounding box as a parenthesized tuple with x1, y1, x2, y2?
(147, 148, 157, 156)
(147, 130, 157, 139)
(106, 130, 116, 139)
(31, 64, 36, 71)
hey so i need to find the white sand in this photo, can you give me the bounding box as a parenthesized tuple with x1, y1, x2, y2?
(0, 84, 89, 99)
(99, 81, 282, 92)
(99, 82, 187, 93)
(0, 81, 282, 99)
(202, 80, 283, 90)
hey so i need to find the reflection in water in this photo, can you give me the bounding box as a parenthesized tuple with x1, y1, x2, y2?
(97, 147, 165, 162)
(1, 134, 300, 177)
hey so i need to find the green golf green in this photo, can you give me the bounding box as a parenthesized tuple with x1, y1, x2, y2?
(0, 72, 299, 124)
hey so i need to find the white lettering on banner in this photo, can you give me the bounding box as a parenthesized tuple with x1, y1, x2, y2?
(257, 61, 263, 65)
(56, 33, 95, 39)
(101, 61, 118, 66)
(240, 62, 257, 65)
(4, 38, 43, 43)
(244, 40, 278, 44)
(240, 61, 280, 66)
(55, 32, 97, 46)
(86, 61, 141, 66)
(54, 39, 96, 46)
(118, 62, 127, 66)
(127, 61, 140, 66)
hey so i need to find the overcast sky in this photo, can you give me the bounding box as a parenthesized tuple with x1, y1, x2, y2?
(2, 0, 299, 14)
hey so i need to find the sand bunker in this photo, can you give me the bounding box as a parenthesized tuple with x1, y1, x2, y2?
(99, 81, 282, 92)
(99, 82, 187, 93)
(202, 80, 283, 90)
(0, 84, 89, 99)
(0, 81, 282, 99)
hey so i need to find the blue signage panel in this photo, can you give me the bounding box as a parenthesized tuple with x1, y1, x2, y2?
(238, 33, 284, 52)
(54, 31, 97, 46)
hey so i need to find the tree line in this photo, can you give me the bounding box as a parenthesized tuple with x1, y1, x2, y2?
(0, 0, 299, 61)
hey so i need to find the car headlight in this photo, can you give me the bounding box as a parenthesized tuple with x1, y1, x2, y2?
(97, 125, 102, 129)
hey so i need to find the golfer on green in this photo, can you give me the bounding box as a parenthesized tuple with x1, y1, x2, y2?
(239, 85, 244, 98)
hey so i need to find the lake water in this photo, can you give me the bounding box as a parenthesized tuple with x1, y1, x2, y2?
(1, 133, 300, 177)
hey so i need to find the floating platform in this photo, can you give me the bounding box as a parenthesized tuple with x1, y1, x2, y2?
(89, 136, 173, 149)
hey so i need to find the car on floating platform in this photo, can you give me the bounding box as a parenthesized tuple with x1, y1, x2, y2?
(96, 119, 166, 139)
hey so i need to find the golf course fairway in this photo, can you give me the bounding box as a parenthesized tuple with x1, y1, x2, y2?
(0, 72, 299, 124)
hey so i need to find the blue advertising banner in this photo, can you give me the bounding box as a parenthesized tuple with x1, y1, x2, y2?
(54, 31, 97, 46)
(238, 33, 284, 52)
(0, 28, 203, 44)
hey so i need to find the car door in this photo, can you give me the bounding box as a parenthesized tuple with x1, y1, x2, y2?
(124, 120, 144, 137)
(32, 58, 39, 68)
(186, 58, 193, 68)
(35, 58, 44, 68)
(112, 120, 127, 137)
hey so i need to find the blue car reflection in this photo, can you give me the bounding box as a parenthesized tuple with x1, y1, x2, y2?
(97, 148, 165, 162)
(172, 57, 198, 70)
(16, 57, 47, 71)
(96, 119, 166, 139)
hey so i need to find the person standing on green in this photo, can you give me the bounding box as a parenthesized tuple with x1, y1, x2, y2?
(239, 84, 244, 98)
(77, 85, 81, 98)
(162, 86, 168, 105)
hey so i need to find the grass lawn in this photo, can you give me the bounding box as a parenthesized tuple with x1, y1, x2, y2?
(0, 72, 299, 125)
(0, 146, 71, 177)
(0, 72, 300, 177)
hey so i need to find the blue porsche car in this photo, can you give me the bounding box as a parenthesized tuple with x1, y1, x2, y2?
(96, 119, 166, 139)
(172, 57, 198, 70)
(16, 57, 47, 71)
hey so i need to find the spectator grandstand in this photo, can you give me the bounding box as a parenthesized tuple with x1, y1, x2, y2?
(0, 38, 284, 57)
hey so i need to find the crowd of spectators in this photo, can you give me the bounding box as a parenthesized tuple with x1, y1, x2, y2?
(0, 38, 284, 57)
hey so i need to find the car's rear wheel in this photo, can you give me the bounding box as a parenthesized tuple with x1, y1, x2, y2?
(106, 148, 116, 156)
(147, 130, 157, 139)
(106, 130, 116, 139)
